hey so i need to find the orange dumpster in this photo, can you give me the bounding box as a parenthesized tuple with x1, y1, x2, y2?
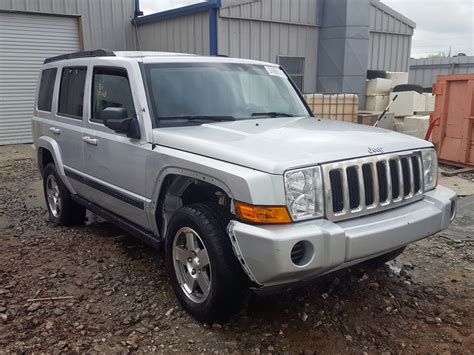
(430, 74, 474, 167)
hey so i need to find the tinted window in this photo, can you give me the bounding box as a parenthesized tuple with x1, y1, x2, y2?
(91, 67, 135, 123)
(58, 67, 87, 119)
(38, 68, 57, 112)
(279, 57, 305, 92)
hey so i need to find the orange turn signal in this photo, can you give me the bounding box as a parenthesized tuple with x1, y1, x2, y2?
(234, 201, 292, 224)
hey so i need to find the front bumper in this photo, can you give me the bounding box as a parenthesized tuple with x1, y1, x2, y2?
(228, 185, 457, 288)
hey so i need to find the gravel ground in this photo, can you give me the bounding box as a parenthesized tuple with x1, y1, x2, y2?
(0, 145, 473, 354)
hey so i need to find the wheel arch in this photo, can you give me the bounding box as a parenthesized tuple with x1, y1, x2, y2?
(35, 136, 76, 194)
(153, 168, 234, 239)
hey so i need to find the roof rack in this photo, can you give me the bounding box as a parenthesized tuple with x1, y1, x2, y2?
(43, 49, 115, 64)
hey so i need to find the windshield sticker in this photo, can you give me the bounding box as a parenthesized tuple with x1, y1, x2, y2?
(265, 66, 287, 78)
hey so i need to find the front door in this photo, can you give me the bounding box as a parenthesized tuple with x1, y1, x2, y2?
(80, 65, 150, 229)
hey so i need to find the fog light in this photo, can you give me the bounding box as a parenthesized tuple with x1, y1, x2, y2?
(290, 241, 314, 266)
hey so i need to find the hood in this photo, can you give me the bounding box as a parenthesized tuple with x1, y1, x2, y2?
(153, 117, 432, 174)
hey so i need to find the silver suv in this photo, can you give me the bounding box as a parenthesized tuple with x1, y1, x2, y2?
(32, 50, 457, 322)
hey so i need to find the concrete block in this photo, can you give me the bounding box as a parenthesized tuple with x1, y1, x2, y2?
(377, 112, 395, 130)
(388, 91, 425, 117)
(413, 111, 432, 116)
(365, 95, 389, 111)
(357, 112, 378, 126)
(356, 111, 393, 130)
(401, 115, 430, 139)
(423, 93, 435, 112)
(393, 117, 405, 132)
(385, 72, 409, 88)
(366, 78, 392, 95)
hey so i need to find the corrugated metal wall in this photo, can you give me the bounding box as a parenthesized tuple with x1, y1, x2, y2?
(0, 12, 81, 144)
(217, 0, 320, 93)
(409, 56, 474, 88)
(220, 0, 321, 26)
(137, 11, 210, 55)
(368, 0, 414, 72)
(0, 0, 136, 50)
(0, 0, 135, 144)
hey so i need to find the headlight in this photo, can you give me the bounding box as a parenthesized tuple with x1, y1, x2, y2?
(421, 148, 438, 191)
(284, 167, 324, 221)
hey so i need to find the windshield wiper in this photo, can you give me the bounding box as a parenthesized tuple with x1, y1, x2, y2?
(160, 115, 236, 122)
(251, 112, 295, 118)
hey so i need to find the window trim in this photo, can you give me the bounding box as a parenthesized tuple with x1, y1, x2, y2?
(57, 66, 87, 120)
(277, 56, 305, 93)
(279, 65, 314, 117)
(89, 65, 136, 125)
(37, 67, 58, 113)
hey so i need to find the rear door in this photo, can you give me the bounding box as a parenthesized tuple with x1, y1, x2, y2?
(52, 65, 88, 195)
(80, 64, 150, 229)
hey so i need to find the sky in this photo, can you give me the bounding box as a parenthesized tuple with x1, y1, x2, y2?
(139, 0, 204, 14)
(382, 0, 473, 58)
(139, 0, 474, 58)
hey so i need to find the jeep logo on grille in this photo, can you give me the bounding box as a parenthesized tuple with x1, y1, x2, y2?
(368, 146, 384, 154)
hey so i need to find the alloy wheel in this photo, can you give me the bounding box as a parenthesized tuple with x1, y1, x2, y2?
(172, 227, 212, 303)
(46, 174, 62, 218)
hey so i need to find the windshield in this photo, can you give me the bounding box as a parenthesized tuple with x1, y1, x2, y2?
(143, 62, 310, 127)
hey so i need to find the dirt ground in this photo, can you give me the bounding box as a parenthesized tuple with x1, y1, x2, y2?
(1, 144, 473, 354)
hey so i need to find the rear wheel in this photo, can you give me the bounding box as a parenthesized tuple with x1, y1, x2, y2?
(43, 163, 85, 225)
(165, 203, 247, 322)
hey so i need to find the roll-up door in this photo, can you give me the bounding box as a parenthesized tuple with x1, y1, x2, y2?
(0, 11, 81, 144)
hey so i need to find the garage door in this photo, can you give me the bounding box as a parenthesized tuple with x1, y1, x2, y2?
(0, 11, 81, 145)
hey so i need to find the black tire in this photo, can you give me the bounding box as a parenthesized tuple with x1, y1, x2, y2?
(43, 163, 86, 226)
(367, 70, 386, 79)
(392, 84, 423, 94)
(366, 246, 406, 267)
(165, 202, 248, 323)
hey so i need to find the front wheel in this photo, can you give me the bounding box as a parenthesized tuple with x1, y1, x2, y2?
(165, 203, 248, 323)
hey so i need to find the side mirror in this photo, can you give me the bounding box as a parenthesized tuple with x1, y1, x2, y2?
(101, 107, 141, 139)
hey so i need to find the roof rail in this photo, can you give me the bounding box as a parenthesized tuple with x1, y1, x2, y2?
(43, 49, 116, 64)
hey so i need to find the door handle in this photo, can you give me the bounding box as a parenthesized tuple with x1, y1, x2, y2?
(82, 136, 98, 146)
(49, 127, 61, 135)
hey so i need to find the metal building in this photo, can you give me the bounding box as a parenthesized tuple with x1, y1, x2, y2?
(135, 0, 415, 101)
(368, 0, 415, 72)
(409, 56, 474, 88)
(0, 0, 415, 144)
(0, 0, 136, 145)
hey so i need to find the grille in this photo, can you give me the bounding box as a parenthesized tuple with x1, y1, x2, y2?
(322, 151, 424, 221)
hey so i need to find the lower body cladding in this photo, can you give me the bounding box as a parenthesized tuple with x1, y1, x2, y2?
(227, 186, 457, 289)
